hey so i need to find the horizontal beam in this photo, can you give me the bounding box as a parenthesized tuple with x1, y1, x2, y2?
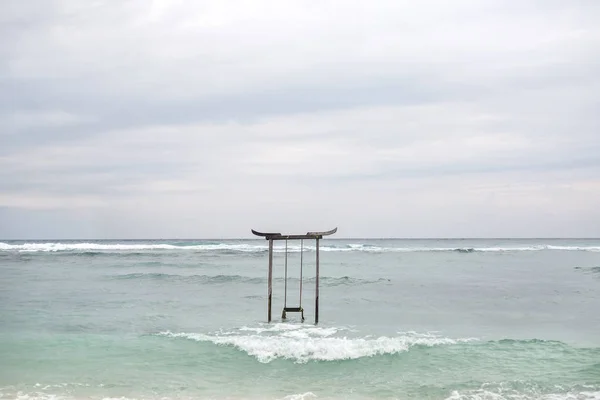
(273, 234, 323, 240)
(251, 228, 337, 240)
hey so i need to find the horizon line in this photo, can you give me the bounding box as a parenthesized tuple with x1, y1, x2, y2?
(1, 237, 599, 241)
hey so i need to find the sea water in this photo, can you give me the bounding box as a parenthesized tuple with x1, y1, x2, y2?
(1, 238, 599, 399)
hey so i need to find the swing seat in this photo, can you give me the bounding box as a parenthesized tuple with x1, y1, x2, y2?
(282, 307, 305, 321)
(283, 307, 303, 313)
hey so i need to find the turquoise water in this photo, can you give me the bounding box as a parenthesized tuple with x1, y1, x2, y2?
(1, 239, 599, 399)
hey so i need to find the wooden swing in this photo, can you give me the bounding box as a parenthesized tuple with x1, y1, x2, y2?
(251, 228, 338, 324)
(281, 238, 305, 321)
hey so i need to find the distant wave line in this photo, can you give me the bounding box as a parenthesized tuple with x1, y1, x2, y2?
(109, 273, 391, 286)
(1, 242, 599, 253)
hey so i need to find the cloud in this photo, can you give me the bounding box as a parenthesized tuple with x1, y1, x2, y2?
(1, 110, 95, 134)
(0, 0, 599, 238)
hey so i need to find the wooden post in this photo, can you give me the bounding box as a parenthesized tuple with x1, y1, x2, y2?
(315, 238, 320, 325)
(268, 239, 273, 323)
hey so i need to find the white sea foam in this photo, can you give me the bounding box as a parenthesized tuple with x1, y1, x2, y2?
(238, 322, 310, 333)
(279, 393, 317, 400)
(0, 242, 268, 253)
(3, 393, 320, 400)
(158, 325, 476, 363)
(446, 389, 600, 400)
(6, 391, 599, 400)
(0, 242, 181, 252)
(238, 323, 341, 337)
(1, 242, 598, 254)
(9, 392, 70, 400)
(546, 245, 600, 252)
(0, 396, 146, 400)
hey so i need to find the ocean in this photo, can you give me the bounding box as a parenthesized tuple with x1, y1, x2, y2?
(1, 238, 599, 400)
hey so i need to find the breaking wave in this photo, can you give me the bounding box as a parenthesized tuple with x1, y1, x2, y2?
(0, 242, 268, 253)
(445, 385, 600, 400)
(2, 387, 598, 400)
(1, 242, 599, 254)
(157, 324, 477, 363)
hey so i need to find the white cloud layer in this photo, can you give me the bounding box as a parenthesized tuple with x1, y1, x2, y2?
(1, 0, 599, 238)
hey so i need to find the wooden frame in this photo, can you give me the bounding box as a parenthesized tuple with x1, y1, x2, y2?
(251, 228, 337, 324)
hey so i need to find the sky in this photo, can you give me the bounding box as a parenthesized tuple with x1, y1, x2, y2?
(1, 0, 599, 239)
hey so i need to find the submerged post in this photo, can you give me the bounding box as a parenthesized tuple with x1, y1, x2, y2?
(268, 238, 273, 323)
(251, 228, 337, 324)
(315, 237, 320, 325)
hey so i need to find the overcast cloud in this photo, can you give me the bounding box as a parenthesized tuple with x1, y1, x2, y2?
(1, 0, 599, 239)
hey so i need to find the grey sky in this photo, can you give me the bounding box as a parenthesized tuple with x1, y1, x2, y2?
(1, 0, 599, 239)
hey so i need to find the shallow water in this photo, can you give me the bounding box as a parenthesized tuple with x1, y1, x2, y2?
(1, 238, 599, 399)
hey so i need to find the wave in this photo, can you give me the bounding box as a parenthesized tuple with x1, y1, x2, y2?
(492, 338, 566, 346)
(3, 387, 598, 400)
(2, 242, 599, 254)
(287, 244, 600, 253)
(446, 386, 600, 400)
(3, 391, 599, 400)
(317, 276, 392, 286)
(109, 273, 390, 287)
(280, 393, 317, 400)
(157, 324, 477, 363)
(110, 273, 262, 284)
(0, 242, 268, 253)
(574, 266, 600, 276)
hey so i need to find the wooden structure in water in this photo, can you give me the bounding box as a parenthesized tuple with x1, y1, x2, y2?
(251, 228, 338, 324)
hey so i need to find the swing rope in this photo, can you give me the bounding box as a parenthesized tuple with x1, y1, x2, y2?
(284, 239, 288, 308)
(299, 239, 303, 308)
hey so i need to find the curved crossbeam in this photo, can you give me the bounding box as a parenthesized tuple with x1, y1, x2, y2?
(251, 227, 337, 240)
(307, 227, 338, 236)
(251, 229, 281, 237)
